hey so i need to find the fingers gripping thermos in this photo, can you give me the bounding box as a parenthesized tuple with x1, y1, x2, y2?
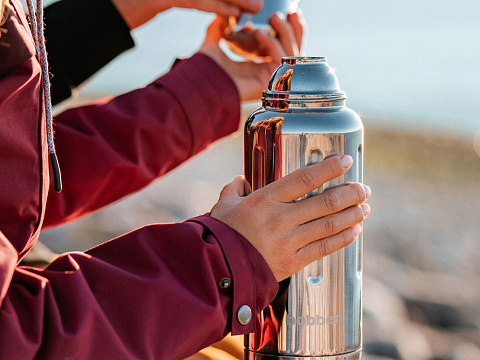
(244, 57, 364, 359)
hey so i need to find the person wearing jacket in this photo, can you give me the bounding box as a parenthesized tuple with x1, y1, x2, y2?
(0, 0, 371, 359)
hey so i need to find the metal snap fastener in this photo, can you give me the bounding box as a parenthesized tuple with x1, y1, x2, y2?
(237, 305, 252, 325)
(218, 278, 232, 289)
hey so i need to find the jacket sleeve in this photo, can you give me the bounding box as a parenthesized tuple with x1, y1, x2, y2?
(43, 53, 241, 229)
(0, 215, 279, 359)
(44, 0, 135, 105)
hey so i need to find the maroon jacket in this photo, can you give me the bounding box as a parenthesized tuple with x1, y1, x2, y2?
(0, 0, 278, 358)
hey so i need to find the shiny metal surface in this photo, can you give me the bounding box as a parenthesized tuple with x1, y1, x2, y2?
(245, 349, 362, 359)
(224, 0, 300, 60)
(244, 57, 363, 357)
(238, 305, 253, 325)
(218, 277, 232, 289)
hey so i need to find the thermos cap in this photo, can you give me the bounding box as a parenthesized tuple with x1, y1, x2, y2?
(235, 0, 300, 28)
(263, 57, 347, 110)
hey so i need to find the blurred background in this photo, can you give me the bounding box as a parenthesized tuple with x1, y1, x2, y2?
(38, 0, 480, 359)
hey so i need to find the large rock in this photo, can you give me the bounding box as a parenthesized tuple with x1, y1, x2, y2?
(364, 276, 433, 360)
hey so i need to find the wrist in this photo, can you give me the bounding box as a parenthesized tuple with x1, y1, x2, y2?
(110, 0, 169, 29)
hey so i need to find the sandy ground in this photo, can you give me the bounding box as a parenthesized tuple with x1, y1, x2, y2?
(36, 116, 480, 359)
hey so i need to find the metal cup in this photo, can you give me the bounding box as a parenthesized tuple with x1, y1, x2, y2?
(223, 0, 300, 61)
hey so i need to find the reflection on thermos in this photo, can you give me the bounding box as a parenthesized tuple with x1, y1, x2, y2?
(224, 0, 300, 61)
(244, 57, 364, 359)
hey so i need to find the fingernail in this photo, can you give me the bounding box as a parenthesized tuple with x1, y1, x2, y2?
(276, 11, 286, 20)
(361, 203, 370, 217)
(340, 155, 353, 169)
(352, 224, 362, 236)
(364, 185, 371, 198)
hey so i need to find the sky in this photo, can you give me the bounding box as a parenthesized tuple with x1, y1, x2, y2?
(44, 0, 480, 136)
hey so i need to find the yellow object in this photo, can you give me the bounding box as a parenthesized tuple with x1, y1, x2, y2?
(186, 335, 244, 360)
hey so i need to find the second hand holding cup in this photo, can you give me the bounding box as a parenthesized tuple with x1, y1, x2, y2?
(222, 0, 300, 62)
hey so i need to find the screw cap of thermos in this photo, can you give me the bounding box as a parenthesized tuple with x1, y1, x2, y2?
(263, 57, 347, 109)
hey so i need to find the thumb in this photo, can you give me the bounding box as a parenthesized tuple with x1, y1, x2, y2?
(203, 15, 226, 46)
(218, 175, 246, 199)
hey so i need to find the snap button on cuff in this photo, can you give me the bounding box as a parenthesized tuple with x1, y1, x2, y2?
(218, 278, 232, 289)
(237, 305, 252, 325)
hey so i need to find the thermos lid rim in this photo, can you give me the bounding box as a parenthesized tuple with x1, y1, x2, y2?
(282, 56, 327, 65)
(262, 91, 346, 100)
(262, 91, 347, 108)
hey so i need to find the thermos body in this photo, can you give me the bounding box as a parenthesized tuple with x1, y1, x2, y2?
(244, 57, 363, 359)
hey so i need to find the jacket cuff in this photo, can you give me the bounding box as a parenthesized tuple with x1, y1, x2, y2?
(189, 214, 278, 335)
(154, 53, 241, 157)
(0, 231, 18, 302)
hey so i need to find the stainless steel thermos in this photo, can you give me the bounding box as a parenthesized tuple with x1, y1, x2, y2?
(244, 57, 364, 359)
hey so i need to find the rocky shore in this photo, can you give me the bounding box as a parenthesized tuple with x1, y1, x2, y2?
(361, 124, 480, 360)
(37, 118, 480, 360)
